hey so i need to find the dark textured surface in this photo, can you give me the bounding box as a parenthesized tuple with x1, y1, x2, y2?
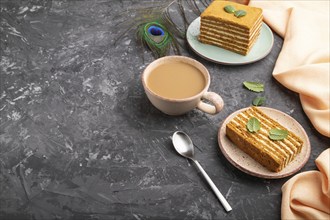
(0, 1, 329, 220)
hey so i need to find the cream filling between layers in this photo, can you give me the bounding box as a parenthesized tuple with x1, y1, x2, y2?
(199, 32, 260, 51)
(245, 109, 300, 152)
(245, 108, 302, 155)
(240, 112, 294, 165)
(249, 111, 302, 148)
(201, 17, 262, 37)
(200, 21, 262, 42)
(199, 38, 249, 54)
(200, 27, 261, 47)
(230, 118, 286, 166)
(235, 114, 291, 166)
(201, 14, 263, 31)
(199, 38, 252, 55)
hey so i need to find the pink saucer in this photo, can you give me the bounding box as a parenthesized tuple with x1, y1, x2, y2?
(218, 107, 311, 179)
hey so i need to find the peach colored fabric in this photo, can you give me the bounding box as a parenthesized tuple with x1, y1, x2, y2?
(281, 148, 330, 220)
(249, 0, 330, 137)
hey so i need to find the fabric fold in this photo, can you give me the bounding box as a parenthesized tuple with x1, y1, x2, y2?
(281, 149, 330, 220)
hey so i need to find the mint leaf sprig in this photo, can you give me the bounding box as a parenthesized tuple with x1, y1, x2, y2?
(252, 96, 266, 106)
(224, 5, 235, 13)
(234, 10, 247, 18)
(269, 129, 289, 140)
(243, 81, 264, 93)
(246, 117, 261, 133)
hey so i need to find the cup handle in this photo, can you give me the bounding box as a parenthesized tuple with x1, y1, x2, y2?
(197, 92, 224, 115)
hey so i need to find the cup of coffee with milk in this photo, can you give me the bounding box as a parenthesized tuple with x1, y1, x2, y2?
(142, 56, 224, 115)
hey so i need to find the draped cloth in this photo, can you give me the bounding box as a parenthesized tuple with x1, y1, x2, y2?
(281, 149, 330, 220)
(249, 0, 330, 138)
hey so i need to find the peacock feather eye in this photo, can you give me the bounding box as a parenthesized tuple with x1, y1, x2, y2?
(148, 25, 164, 36)
(141, 21, 172, 57)
(147, 25, 165, 43)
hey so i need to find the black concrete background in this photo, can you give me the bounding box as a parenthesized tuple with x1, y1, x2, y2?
(0, 1, 328, 220)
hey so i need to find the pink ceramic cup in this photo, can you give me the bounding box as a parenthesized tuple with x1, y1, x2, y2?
(142, 56, 224, 116)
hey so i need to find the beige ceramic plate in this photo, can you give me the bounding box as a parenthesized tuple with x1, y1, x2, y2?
(218, 107, 311, 179)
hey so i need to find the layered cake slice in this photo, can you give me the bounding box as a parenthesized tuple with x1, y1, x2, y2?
(199, 0, 263, 55)
(226, 107, 303, 172)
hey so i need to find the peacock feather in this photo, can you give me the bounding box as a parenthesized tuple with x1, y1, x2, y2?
(139, 21, 172, 57)
(113, 0, 212, 58)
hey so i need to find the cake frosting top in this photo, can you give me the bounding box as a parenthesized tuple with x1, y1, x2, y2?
(201, 0, 262, 29)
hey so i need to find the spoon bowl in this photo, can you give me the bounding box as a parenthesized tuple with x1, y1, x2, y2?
(172, 131, 195, 159)
(172, 131, 232, 212)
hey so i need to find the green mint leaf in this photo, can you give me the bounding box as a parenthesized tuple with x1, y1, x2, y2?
(243, 81, 264, 93)
(269, 128, 288, 140)
(224, 5, 236, 13)
(252, 96, 266, 106)
(234, 10, 247, 18)
(246, 117, 261, 133)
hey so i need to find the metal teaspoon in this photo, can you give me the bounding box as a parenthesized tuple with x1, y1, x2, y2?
(172, 131, 232, 212)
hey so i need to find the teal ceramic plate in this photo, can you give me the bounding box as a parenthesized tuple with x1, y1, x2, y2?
(186, 17, 274, 65)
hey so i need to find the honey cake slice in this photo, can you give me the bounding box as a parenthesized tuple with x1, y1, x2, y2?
(226, 107, 303, 172)
(199, 0, 263, 55)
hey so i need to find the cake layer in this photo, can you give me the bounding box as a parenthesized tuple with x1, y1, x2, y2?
(238, 108, 302, 158)
(198, 38, 251, 55)
(201, 15, 263, 35)
(226, 107, 303, 172)
(200, 24, 261, 46)
(200, 18, 263, 40)
(199, 31, 260, 54)
(244, 108, 303, 157)
(199, 33, 259, 52)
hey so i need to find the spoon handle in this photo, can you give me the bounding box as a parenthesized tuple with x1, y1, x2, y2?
(193, 160, 232, 212)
